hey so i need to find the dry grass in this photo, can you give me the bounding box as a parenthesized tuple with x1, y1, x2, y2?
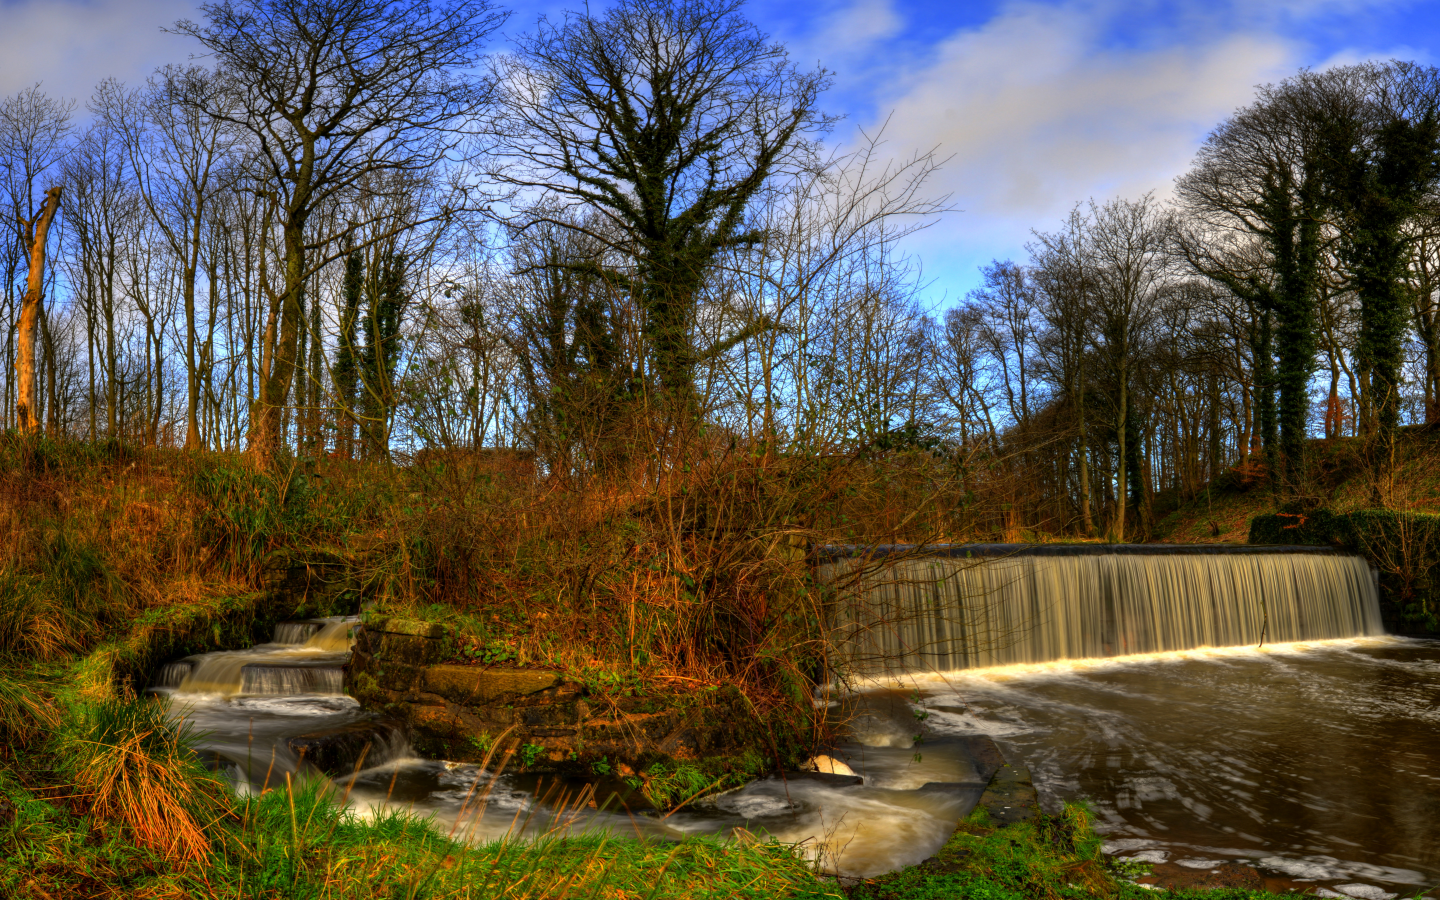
(57, 698, 235, 865)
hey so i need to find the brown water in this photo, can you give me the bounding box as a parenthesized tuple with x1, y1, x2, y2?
(905, 637, 1440, 896)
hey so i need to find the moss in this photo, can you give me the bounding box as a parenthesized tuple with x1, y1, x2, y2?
(1250, 507, 1440, 631)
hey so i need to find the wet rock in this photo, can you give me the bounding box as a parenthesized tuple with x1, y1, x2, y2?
(783, 770, 864, 787)
(287, 719, 405, 777)
(1138, 861, 1265, 892)
(801, 754, 856, 776)
(977, 762, 1038, 825)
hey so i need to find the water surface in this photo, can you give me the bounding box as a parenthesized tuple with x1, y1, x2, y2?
(907, 637, 1440, 894)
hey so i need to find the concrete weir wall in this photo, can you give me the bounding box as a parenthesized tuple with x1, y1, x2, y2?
(346, 617, 736, 771)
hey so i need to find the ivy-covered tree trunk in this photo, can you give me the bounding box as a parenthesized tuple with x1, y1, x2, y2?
(334, 250, 363, 460)
(1330, 112, 1440, 500)
(360, 253, 407, 461)
(1265, 172, 1322, 493)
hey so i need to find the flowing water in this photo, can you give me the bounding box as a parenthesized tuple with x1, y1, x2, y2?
(820, 546, 1383, 676)
(154, 618, 984, 879)
(905, 638, 1440, 896)
(152, 548, 1438, 887)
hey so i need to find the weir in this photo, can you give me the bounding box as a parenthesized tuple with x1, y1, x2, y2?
(818, 544, 1385, 677)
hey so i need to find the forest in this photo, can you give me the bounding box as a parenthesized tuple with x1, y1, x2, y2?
(3, 1, 1440, 898)
(3, 1, 1438, 545)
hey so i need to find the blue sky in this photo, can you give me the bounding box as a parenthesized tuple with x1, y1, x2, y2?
(2, 0, 1437, 305)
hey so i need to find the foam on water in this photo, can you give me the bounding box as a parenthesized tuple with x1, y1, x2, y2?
(909, 638, 1440, 892)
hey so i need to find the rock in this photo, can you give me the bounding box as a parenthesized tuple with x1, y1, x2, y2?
(1138, 861, 1265, 892)
(977, 762, 1038, 825)
(287, 719, 406, 777)
(421, 665, 560, 705)
(785, 770, 864, 787)
(802, 754, 856, 776)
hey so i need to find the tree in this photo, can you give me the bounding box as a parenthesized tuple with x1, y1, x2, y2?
(0, 85, 73, 434)
(1087, 193, 1173, 540)
(173, 0, 503, 464)
(488, 0, 832, 427)
(95, 67, 238, 450)
(359, 251, 407, 459)
(333, 246, 363, 459)
(1030, 207, 1096, 534)
(1321, 62, 1440, 496)
(1177, 67, 1368, 492)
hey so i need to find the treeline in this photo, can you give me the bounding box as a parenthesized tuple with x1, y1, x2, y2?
(3, 0, 1439, 540)
(953, 63, 1440, 538)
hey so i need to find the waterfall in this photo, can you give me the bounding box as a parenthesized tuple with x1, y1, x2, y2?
(274, 621, 322, 645)
(303, 619, 355, 651)
(819, 545, 1384, 677)
(242, 664, 345, 695)
(154, 661, 193, 688)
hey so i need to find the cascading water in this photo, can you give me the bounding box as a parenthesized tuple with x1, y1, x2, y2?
(820, 545, 1383, 677)
(150, 615, 996, 878)
(814, 544, 1439, 896)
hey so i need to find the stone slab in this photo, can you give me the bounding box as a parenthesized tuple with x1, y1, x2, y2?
(978, 761, 1039, 825)
(420, 665, 560, 704)
(367, 618, 445, 639)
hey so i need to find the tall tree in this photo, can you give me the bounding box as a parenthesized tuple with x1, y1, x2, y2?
(174, 0, 503, 464)
(1176, 68, 1367, 492)
(334, 246, 363, 459)
(359, 251, 407, 459)
(489, 0, 832, 427)
(1087, 193, 1172, 540)
(0, 86, 73, 434)
(1321, 62, 1440, 496)
(96, 67, 238, 450)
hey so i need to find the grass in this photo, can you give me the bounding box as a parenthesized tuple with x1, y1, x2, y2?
(0, 696, 845, 899)
(843, 804, 1370, 900)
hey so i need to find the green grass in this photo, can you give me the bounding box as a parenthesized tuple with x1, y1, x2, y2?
(843, 804, 1354, 900)
(0, 749, 843, 900)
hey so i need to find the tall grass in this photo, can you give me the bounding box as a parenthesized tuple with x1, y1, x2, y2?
(54, 697, 234, 864)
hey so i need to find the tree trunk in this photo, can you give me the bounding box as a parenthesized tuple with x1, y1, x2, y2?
(15, 186, 62, 435)
(249, 217, 305, 466)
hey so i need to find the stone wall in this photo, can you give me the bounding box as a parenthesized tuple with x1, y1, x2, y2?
(347, 617, 740, 773)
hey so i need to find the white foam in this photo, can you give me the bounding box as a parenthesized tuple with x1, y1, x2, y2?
(716, 794, 799, 818)
(1177, 859, 1226, 869)
(1335, 885, 1397, 900)
(1120, 851, 1169, 864)
(885, 637, 1411, 691)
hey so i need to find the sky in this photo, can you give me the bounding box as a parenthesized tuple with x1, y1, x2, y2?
(2, 0, 1438, 305)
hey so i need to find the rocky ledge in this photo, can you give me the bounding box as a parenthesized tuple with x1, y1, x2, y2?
(345, 617, 741, 775)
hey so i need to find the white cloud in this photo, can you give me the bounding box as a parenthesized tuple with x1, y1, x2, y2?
(0, 0, 203, 107)
(859, 0, 1299, 284)
(789, 0, 905, 80)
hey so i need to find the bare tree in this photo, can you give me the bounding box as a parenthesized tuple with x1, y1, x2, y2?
(1, 85, 73, 434)
(173, 0, 503, 464)
(95, 67, 240, 449)
(488, 0, 832, 428)
(1087, 193, 1174, 539)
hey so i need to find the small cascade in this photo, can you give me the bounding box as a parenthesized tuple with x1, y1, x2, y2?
(820, 545, 1385, 677)
(303, 619, 356, 651)
(241, 663, 344, 695)
(154, 661, 193, 689)
(274, 621, 322, 645)
(163, 616, 358, 696)
(176, 652, 251, 694)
